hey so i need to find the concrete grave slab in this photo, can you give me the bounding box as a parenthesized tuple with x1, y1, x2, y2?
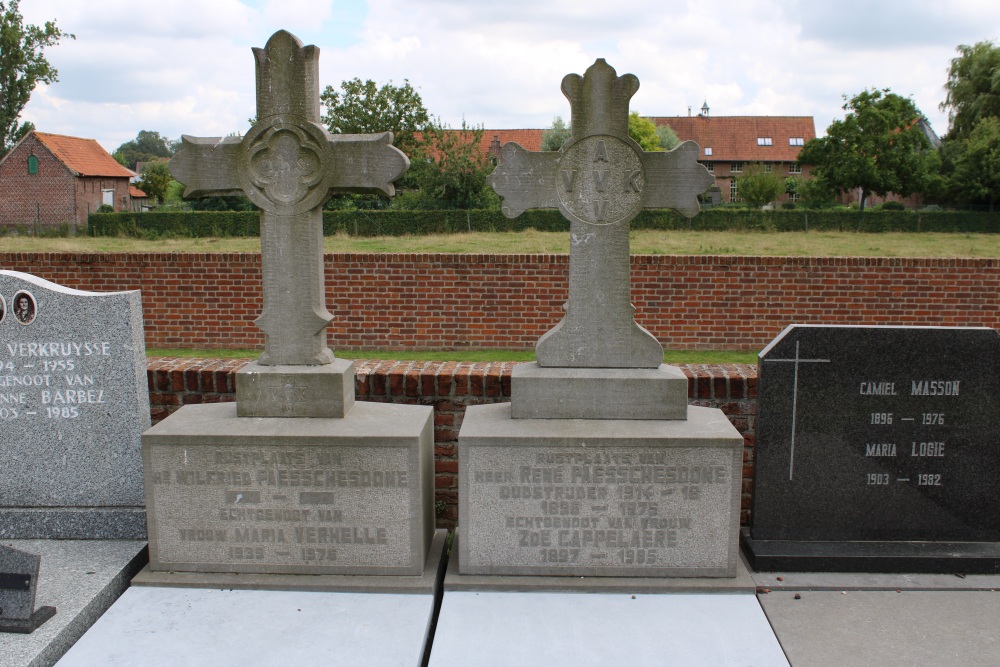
(55, 586, 435, 667)
(0, 539, 146, 667)
(759, 589, 1000, 667)
(0, 271, 149, 539)
(428, 590, 789, 667)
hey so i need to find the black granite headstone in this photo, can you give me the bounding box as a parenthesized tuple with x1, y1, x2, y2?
(0, 544, 56, 633)
(742, 325, 1000, 573)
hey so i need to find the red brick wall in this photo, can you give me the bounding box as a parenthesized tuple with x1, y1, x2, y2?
(146, 358, 757, 528)
(5, 252, 1000, 352)
(0, 134, 76, 226)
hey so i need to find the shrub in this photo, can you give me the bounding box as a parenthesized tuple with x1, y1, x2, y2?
(881, 201, 906, 211)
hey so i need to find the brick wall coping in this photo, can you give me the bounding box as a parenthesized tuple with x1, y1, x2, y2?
(6, 251, 1000, 269)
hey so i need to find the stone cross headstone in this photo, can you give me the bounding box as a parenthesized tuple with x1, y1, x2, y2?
(143, 30, 436, 585)
(456, 61, 744, 580)
(743, 324, 1000, 573)
(490, 59, 713, 420)
(0, 271, 149, 539)
(0, 544, 55, 634)
(490, 58, 713, 369)
(169, 30, 407, 418)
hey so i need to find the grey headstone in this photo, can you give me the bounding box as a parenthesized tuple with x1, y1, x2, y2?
(743, 324, 1000, 573)
(0, 544, 55, 633)
(170, 30, 408, 416)
(489, 59, 712, 419)
(0, 271, 149, 539)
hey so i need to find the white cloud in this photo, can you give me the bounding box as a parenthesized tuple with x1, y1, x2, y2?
(14, 0, 996, 150)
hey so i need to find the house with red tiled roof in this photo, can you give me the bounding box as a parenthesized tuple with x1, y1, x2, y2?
(0, 131, 140, 228)
(651, 110, 817, 204)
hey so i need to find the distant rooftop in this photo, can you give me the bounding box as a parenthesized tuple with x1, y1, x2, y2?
(33, 132, 135, 178)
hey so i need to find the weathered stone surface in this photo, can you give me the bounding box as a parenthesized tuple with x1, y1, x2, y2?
(236, 358, 355, 418)
(510, 363, 687, 420)
(744, 324, 1000, 573)
(169, 30, 408, 371)
(0, 544, 43, 624)
(458, 403, 743, 577)
(0, 271, 149, 539)
(143, 402, 433, 576)
(490, 59, 713, 373)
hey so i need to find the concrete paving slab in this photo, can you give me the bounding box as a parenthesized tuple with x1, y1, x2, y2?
(752, 568, 1000, 592)
(55, 586, 436, 667)
(428, 591, 789, 667)
(759, 589, 1000, 667)
(0, 539, 147, 667)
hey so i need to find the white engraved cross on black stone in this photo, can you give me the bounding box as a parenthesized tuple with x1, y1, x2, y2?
(170, 31, 408, 366)
(490, 59, 713, 367)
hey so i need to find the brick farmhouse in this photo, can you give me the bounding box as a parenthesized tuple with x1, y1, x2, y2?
(0, 131, 142, 228)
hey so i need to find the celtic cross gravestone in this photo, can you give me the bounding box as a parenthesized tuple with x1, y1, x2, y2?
(491, 58, 712, 370)
(170, 30, 407, 418)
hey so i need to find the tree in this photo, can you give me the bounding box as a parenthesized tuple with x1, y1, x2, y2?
(655, 122, 680, 151)
(320, 78, 429, 157)
(628, 112, 662, 151)
(735, 163, 785, 208)
(947, 116, 1000, 209)
(798, 88, 937, 212)
(398, 118, 498, 210)
(113, 130, 177, 170)
(137, 161, 172, 205)
(541, 116, 570, 151)
(0, 0, 73, 155)
(940, 40, 1000, 141)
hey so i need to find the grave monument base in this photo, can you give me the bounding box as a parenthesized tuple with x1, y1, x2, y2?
(458, 403, 743, 578)
(236, 358, 355, 418)
(740, 527, 1000, 574)
(142, 401, 433, 577)
(132, 528, 448, 593)
(0, 606, 55, 635)
(510, 363, 688, 420)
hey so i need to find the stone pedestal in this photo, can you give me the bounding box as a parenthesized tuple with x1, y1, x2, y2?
(142, 401, 434, 579)
(510, 363, 688, 420)
(236, 358, 355, 418)
(458, 403, 743, 578)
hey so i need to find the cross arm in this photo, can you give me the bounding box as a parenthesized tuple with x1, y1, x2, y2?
(641, 141, 715, 218)
(326, 132, 409, 198)
(488, 143, 561, 219)
(169, 135, 244, 198)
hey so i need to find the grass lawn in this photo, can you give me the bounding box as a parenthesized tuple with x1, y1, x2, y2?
(3, 229, 1000, 258)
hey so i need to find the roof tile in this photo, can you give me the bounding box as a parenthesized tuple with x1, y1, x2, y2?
(33, 132, 135, 178)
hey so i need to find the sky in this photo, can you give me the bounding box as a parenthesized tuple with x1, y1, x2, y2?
(17, 0, 1000, 154)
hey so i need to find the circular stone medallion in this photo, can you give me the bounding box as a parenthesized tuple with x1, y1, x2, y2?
(239, 116, 334, 215)
(556, 135, 645, 226)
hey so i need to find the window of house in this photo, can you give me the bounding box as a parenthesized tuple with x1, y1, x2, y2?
(730, 180, 739, 202)
(27, 155, 38, 174)
(789, 137, 804, 146)
(788, 163, 802, 174)
(763, 163, 773, 173)
(789, 192, 800, 203)
(731, 162, 743, 173)
(757, 137, 772, 146)
(704, 161, 714, 173)
(102, 189, 114, 207)
(704, 147, 713, 156)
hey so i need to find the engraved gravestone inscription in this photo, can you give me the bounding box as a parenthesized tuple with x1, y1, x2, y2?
(0, 544, 56, 633)
(0, 271, 148, 539)
(743, 325, 1000, 573)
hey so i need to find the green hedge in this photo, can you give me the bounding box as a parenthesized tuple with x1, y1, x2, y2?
(89, 208, 1000, 237)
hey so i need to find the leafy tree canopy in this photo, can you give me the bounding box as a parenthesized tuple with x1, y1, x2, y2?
(397, 118, 498, 210)
(136, 161, 172, 205)
(735, 163, 785, 208)
(541, 116, 570, 151)
(320, 78, 429, 157)
(947, 116, 1000, 208)
(628, 112, 662, 151)
(0, 0, 73, 155)
(941, 40, 1000, 141)
(114, 130, 177, 171)
(798, 88, 937, 212)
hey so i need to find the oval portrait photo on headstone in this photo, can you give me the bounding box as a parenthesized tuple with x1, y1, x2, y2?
(0, 294, 6, 324)
(12, 290, 36, 325)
